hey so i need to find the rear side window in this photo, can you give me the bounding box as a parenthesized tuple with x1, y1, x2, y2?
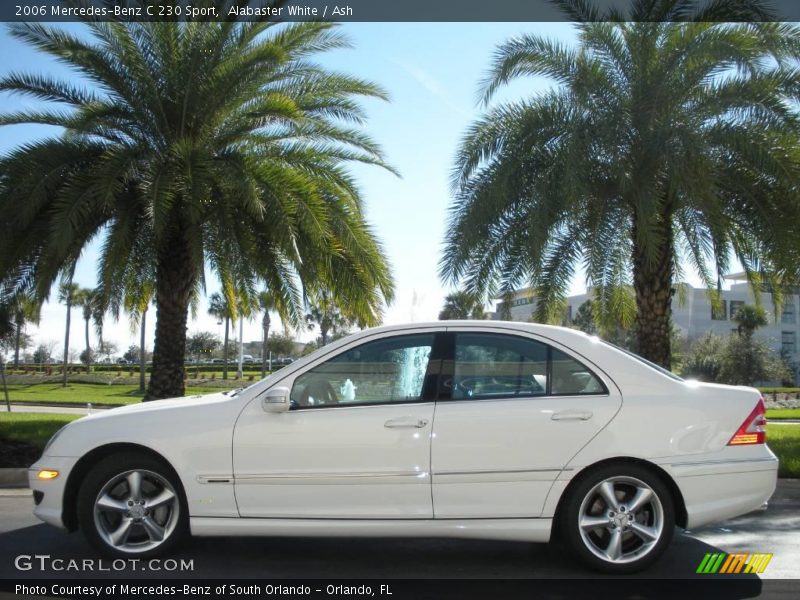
(451, 333, 607, 400)
(453, 333, 548, 400)
(551, 348, 606, 395)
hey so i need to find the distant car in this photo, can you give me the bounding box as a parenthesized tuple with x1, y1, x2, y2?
(209, 359, 224, 365)
(242, 355, 255, 364)
(29, 322, 776, 573)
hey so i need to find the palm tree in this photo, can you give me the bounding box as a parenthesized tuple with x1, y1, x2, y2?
(0, 301, 17, 411)
(0, 19, 395, 398)
(74, 287, 96, 370)
(122, 282, 154, 393)
(257, 289, 286, 377)
(441, 1, 800, 368)
(58, 282, 80, 386)
(438, 291, 485, 320)
(9, 293, 40, 368)
(733, 304, 768, 338)
(306, 291, 355, 346)
(92, 294, 107, 360)
(208, 292, 234, 380)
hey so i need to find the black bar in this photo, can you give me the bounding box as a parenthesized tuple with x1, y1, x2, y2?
(0, 577, 786, 600)
(2, 0, 800, 23)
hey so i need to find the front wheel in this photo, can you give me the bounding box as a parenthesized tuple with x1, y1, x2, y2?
(77, 453, 187, 558)
(560, 464, 675, 573)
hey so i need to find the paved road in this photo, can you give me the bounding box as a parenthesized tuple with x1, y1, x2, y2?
(0, 482, 798, 586)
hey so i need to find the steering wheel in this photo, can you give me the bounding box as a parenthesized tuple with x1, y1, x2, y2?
(453, 378, 476, 398)
(300, 380, 339, 406)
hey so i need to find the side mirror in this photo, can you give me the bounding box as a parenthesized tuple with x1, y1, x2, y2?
(262, 387, 290, 413)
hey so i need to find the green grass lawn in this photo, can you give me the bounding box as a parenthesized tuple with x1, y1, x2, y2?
(1, 382, 239, 406)
(768, 424, 800, 478)
(0, 412, 81, 449)
(766, 408, 800, 420)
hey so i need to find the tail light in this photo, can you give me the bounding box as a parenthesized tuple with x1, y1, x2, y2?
(728, 398, 767, 446)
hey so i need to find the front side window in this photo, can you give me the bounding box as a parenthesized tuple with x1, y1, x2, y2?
(290, 334, 435, 408)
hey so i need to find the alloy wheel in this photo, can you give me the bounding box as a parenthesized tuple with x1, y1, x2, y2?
(577, 475, 664, 564)
(92, 469, 180, 554)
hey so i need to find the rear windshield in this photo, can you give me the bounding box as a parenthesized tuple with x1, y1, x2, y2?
(600, 341, 684, 382)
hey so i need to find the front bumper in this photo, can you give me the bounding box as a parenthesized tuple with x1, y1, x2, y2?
(28, 456, 79, 530)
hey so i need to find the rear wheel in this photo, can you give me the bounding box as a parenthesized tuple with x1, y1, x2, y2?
(77, 453, 187, 558)
(560, 464, 675, 573)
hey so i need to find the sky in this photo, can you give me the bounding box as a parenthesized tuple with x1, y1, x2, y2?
(0, 20, 710, 358)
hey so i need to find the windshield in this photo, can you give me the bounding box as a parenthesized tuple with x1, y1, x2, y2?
(600, 341, 684, 382)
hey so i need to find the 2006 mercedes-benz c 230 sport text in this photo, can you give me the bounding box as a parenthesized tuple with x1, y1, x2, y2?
(30, 321, 777, 573)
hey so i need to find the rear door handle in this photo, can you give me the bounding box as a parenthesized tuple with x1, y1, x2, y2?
(551, 410, 593, 421)
(384, 417, 429, 429)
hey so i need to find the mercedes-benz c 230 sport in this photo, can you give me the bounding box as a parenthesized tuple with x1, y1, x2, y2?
(30, 322, 777, 573)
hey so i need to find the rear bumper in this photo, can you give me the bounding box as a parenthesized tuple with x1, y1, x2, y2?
(668, 454, 778, 529)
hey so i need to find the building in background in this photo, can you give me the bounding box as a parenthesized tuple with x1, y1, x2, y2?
(492, 273, 799, 382)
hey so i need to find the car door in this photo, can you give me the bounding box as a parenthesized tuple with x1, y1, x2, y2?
(431, 327, 622, 518)
(233, 329, 441, 518)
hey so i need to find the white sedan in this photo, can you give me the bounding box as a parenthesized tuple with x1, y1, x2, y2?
(29, 322, 777, 573)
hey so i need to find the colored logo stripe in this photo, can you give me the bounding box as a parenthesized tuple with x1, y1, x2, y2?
(696, 552, 773, 574)
(697, 553, 726, 574)
(745, 554, 773, 574)
(720, 553, 748, 573)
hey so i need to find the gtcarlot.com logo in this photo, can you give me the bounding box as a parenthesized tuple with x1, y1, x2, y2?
(14, 554, 194, 572)
(696, 552, 773, 574)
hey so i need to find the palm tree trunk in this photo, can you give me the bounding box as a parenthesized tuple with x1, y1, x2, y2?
(139, 307, 147, 393)
(146, 233, 196, 400)
(223, 316, 229, 380)
(632, 212, 674, 369)
(62, 300, 71, 387)
(13, 316, 21, 368)
(1, 361, 10, 412)
(261, 311, 271, 377)
(237, 317, 244, 380)
(84, 316, 91, 373)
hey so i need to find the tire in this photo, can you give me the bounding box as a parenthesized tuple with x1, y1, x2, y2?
(559, 463, 675, 574)
(77, 452, 187, 558)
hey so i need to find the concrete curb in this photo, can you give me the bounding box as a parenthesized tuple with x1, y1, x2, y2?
(0, 467, 28, 488)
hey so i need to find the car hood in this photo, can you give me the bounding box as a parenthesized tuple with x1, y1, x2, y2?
(82, 391, 234, 421)
(42, 391, 243, 458)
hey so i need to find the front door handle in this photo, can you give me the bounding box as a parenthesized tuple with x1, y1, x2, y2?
(384, 417, 429, 429)
(551, 410, 593, 421)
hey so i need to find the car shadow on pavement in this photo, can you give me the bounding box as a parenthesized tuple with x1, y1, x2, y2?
(0, 526, 762, 591)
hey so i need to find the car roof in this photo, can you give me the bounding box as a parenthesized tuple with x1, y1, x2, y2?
(340, 320, 592, 345)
